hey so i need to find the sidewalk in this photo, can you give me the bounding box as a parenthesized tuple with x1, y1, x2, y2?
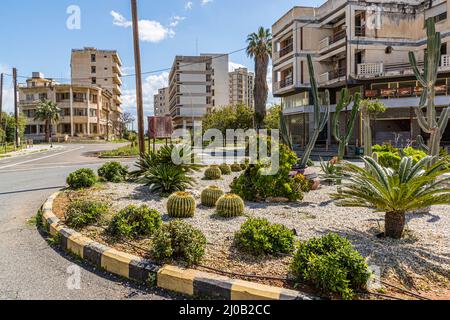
(0, 144, 63, 159)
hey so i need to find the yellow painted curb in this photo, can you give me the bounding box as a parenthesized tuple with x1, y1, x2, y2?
(157, 265, 197, 296)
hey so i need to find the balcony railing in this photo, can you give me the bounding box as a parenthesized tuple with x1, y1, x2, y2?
(357, 63, 384, 76)
(364, 85, 448, 99)
(319, 68, 346, 83)
(355, 25, 366, 37)
(319, 30, 346, 50)
(279, 77, 294, 89)
(278, 44, 293, 58)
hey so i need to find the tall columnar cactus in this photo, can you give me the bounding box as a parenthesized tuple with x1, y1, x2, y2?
(332, 88, 361, 160)
(409, 18, 450, 165)
(201, 186, 225, 207)
(280, 106, 293, 151)
(216, 194, 245, 218)
(360, 99, 386, 157)
(299, 54, 330, 169)
(167, 192, 196, 218)
(204, 166, 222, 180)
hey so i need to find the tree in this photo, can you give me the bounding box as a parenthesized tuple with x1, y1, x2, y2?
(1, 112, 26, 144)
(334, 156, 450, 239)
(202, 104, 254, 134)
(247, 27, 272, 129)
(264, 105, 281, 130)
(34, 100, 61, 143)
(121, 112, 135, 138)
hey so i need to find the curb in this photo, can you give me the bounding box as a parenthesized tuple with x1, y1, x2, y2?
(40, 191, 315, 300)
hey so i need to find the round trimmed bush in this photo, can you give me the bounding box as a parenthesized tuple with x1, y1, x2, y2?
(67, 168, 97, 189)
(107, 205, 162, 239)
(216, 194, 245, 217)
(65, 200, 108, 229)
(201, 186, 225, 207)
(219, 164, 232, 175)
(204, 165, 222, 180)
(230, 163, 243, 172)
(235, 218, 295, 256)
(167, 192, 196, 218)
(98, 161, 128, 183)
(151, 220, 207, 266)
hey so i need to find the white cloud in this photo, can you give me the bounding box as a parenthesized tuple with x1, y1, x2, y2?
(202, 0, 213, 6)
(121, 72, 169, 117)
(169, 16, 186, 28)
(110, 11, 175, 43)
(228, 61, 248, 72)
(185, 2, 193, 10)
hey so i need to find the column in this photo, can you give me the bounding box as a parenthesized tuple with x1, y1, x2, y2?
(70, 86, 74, 136)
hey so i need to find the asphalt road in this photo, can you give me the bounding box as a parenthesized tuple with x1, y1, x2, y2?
(0, 143, 176, 300)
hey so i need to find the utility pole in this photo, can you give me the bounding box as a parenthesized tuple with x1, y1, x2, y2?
(131, 0, 146, 155)
(0, 73, 3, 125)
(13, 68, 19, 148)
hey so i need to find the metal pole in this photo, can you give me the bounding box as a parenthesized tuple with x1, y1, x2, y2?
(131, 0, 146, 155)
(0, 73, 3, 125)
(13, 68, 19, 148)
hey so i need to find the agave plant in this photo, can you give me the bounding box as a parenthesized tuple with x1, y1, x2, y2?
(131, 144, 201, 179)
(319, 157, 340, 185)
(138, 164, 195, 196)
(333, 156, 450, 239)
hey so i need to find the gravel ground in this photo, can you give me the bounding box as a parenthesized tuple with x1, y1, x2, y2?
(54, 168, 450, 292)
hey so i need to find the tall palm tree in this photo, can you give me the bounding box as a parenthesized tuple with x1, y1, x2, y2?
(34, 100, 61, 144)
(247, 27, 272, 129)
(334, 156, 450, 239)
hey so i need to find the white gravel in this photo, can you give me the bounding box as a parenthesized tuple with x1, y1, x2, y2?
(84, 169, 450, 288)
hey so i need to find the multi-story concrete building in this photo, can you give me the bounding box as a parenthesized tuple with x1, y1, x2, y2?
(19, 72, 121, 141)
(168, 53, 229, 128)
(272, 0, 450, 151)
(71, 47, 123, 115)
(229, 67, 255, 108)
(154, 87, 170, 116)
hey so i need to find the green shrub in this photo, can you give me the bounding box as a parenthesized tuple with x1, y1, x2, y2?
(98, 161, 128, 183)
(293, 174, 313, 193)
(372, 144, 427, 170)
(231, 144, 303, 201)
(107, 205, 162, 239)
(291, 233, 371, 300)
(139, 164, 194, 196)
(65, 200, 108, 228)
(66, 168, 97, 189)
(235, 218, 295, 256)
(151, 220, 206, 266)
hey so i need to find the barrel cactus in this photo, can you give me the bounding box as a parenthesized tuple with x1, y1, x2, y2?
(240, 163, 248, 171)
(230, 164, 243, 172)
(204, 165, 222, 180)
(216, 194, 245, 218)
(167, 192, 196, 218)
(219, 164, 232, 175)
(201, 186, 225, 207)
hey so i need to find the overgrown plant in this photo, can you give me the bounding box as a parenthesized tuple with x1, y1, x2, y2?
(333, 156, 450, 239)
(299, 55, 330, 169)
(332, 89, 361, 160)
(360, 99, 386, 157)
(409, 18, 450, 165)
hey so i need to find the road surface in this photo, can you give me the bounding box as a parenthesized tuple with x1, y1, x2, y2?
(0, 143, 176, 300)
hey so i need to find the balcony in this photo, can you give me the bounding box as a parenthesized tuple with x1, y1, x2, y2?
(355, 25, 366, 37)
(113, 74, 122, 85)
(364, 85, 448, 99)
(319, 30, 346, 51)
(275, 44, 294, 60)
(319, 68, 346, 85)
(357, 63, 384, 77)
(274, 77, 294, 91)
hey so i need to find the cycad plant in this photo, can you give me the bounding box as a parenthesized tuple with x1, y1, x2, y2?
(34, 100, 61, 143)
(138, 164, 194, 196)
(334, 156, 450, 239)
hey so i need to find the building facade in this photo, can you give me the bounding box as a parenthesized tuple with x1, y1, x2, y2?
(19, 73, 121, 141)
(168, 53, 229, 128)
(154, 87, 170, 116)
(71, 47, 123, 115)
(272, 0, 450, 150)
(229, 67, 255, 109)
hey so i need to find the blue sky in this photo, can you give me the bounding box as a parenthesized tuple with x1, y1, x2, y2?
(0, 0, 326, 117)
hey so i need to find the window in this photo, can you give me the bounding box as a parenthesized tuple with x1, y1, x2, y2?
(26, 94, 34, 101)
(435, 12, 447, 23)
(56, 92, 70, 102)
(91, 66, 96, 73)
(39, 93, 48, 101)
(91, 54, 96, 62)
(92, 77, 97, 84)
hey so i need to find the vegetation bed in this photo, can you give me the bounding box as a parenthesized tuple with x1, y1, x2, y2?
(52, 168, 450, 300)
